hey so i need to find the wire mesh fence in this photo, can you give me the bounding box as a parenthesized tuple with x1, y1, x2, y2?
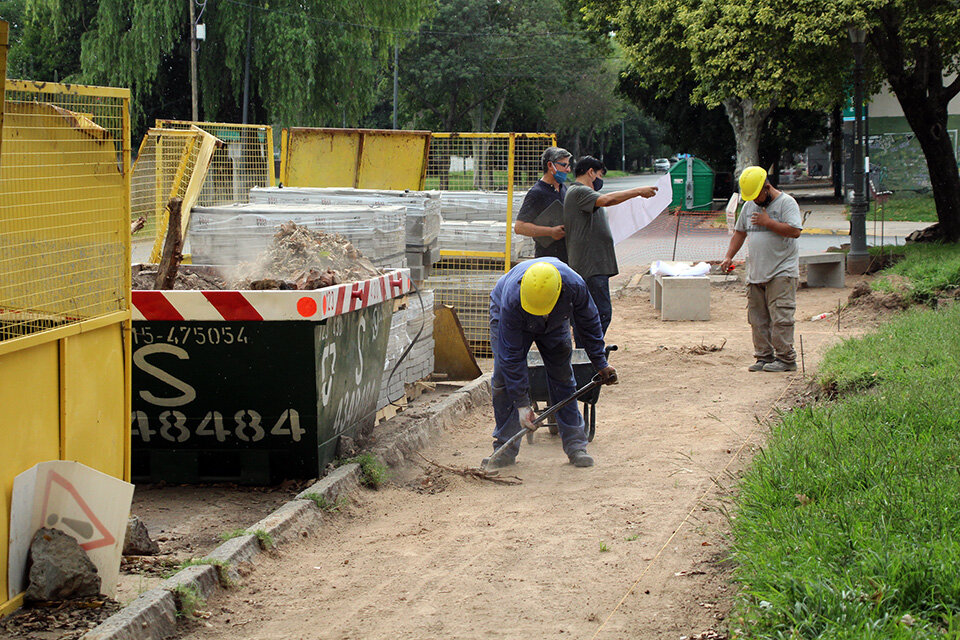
(131, 128, 203, 246)
(425, 133, 555, 355)
(0, 80, 130, 343)
(156, 120, 274, 206)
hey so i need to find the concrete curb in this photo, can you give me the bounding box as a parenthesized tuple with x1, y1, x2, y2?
(802, 227, 845, 236)
(81, 374, 493, 640)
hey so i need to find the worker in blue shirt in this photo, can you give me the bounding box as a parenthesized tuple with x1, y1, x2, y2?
(484, 258, 618, 469)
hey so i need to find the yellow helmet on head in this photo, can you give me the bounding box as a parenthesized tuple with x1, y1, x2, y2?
(520, 261, 562, 316)
(739, 166, 768, 201)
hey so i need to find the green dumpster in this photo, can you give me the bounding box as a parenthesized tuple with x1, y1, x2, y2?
(669, 157, 715, 211)
(130, 269, 410, 484)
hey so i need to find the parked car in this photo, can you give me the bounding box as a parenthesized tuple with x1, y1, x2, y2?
(654, 158, 671, 173)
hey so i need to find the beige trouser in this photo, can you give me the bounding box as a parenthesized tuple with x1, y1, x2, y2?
(747, 276, 797, 364)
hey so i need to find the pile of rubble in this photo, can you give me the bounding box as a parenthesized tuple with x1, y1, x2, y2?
(233, 222, 380, 290)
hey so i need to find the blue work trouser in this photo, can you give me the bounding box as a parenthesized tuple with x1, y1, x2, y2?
(490, 318, 587, 457)
(573, 275, 611, 348)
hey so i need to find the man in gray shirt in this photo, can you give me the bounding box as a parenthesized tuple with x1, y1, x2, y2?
(564, 156, 658, 344)
(720, 166, 803, 372)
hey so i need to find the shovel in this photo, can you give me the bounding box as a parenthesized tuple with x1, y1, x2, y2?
(482, 372, 615, 470)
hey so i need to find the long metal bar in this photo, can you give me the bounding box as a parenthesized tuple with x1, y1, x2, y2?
(5, 79, 130, 99)
(505, 133, 515, 272)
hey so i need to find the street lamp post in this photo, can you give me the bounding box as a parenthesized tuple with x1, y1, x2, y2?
(847, 26, 870, 274)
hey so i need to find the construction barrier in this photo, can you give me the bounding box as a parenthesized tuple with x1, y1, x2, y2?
(0, 79, 131, 616)
(155, 120, 275, 205)
(425, 132, 556, 357)
(129, 127, 220, 263)
(280, 127, 430, 191)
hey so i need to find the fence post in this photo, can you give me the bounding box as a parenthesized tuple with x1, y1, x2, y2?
(505, 133, 516, 272)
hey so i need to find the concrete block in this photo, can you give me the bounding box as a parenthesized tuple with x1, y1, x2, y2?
(81, 589, 177, 640)
(800, 252, 845, 288)
(655, 275, 710, 321)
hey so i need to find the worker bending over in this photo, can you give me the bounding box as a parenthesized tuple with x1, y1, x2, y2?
(485, 258, 617, 469)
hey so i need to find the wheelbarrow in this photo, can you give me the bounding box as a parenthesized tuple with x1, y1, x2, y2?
(525, 345, 616, 443)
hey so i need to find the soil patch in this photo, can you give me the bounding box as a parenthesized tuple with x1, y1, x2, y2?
(0, 598, 122, 640)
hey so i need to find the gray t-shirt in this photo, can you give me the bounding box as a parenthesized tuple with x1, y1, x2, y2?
(563, 183, 618, 279)
(735, 192, 803, 283)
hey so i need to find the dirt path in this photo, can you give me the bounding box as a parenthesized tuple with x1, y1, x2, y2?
(180, 279, 876, 640)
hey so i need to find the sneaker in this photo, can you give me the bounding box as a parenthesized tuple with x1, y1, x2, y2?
(763, 359, 797, 372)
(568, 450, 595, 468)
(481, 451, 517, 469)
(748, 359, 773, 372)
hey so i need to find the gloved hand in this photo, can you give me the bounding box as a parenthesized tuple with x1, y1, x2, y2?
(599, 365, 619, 385)
(517, 405, 538, 431)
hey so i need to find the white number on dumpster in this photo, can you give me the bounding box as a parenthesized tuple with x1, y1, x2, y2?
(132, 409, 305, 443)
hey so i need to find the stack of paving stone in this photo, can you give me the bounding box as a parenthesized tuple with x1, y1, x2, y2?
(437, 191, 534, 260)
(188, 203, 406, 270)
(377, 290, 435, 410)
(250, 187, 441, 281)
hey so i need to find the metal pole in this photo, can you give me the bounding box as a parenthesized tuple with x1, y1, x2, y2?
(242, 9, 252, 124)
(189, 0, 199, 121)
(393, 44, 399, 130)
(621, 119, 626, 171)
(847, 35, 869, 274)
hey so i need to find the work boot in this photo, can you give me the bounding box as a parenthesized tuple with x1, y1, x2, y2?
(568, 450, 594, 468)
(481, 450, 517, 469)
(748, 359, 773, 372)
(763, 359, 797, 372)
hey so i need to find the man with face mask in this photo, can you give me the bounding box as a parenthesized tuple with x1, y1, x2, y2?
(514, 147, 574, 263)
(720, 166, 803, 372)
(563, 155, 658, 344)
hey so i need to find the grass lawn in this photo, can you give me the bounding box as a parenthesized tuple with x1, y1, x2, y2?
(869, 242, 960, 303)
(731, 301, 960, 638)
(845, 194, 938, 223)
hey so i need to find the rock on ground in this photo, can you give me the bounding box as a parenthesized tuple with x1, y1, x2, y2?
(123, 515, 160, 556)
(25, 528, 101, 602)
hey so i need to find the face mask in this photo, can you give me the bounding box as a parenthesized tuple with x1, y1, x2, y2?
(592, 177, 604, 191)
(554, 170, 568, 184)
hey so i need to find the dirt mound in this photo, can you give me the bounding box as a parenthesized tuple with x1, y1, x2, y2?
(847, 280, 908, 311)
(234, 222, 380, 290)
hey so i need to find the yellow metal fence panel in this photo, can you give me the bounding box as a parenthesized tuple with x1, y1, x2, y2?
(156, 120, 275, 205)
(1, 80, 131, 343)
(425, 133, 556, 356)
(0, 22, 7, 157)
(281, 127, 430, 190)
(0, 79, 131, 616)
(130, 128, 202, 245)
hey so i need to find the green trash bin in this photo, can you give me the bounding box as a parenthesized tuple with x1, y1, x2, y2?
(669, 157, 715, 211)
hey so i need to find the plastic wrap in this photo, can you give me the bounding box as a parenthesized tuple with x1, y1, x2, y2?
(250, 186, 441, 248)
(188, 203, 406, 270)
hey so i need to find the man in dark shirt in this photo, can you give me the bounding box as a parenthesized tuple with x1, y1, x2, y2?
(564, 155, 658, 343)
(514, 147, 573, 263)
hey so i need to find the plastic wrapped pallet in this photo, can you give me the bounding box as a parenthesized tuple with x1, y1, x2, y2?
(188, 203, 406, 270)
(439, 220, 533, 262)
(250, 187, 441, 248)
(437, 190, 526, 222)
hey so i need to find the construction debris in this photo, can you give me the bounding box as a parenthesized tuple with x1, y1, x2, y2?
(680, 339, 727, 355)
(233, 222, 380, 290)
(416, 453, 523, 485)
(25, 528, 101, 602)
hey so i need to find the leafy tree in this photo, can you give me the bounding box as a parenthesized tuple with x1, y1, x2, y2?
(580, 0, 848, 176)
(787, 0, 960, 240)
(3, 0, 93, 81)
(21, 0, 429, 134)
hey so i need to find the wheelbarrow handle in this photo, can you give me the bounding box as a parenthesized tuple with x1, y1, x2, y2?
(483, 374, 606, 470)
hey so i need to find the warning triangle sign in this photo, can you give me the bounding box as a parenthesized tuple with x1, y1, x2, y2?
(40, 470, 116, 551)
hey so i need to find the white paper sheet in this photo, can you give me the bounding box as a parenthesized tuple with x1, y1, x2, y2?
(606, 173, 673, 245)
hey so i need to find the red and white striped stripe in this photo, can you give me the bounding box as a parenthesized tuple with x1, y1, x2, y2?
(132, 269, 410, 321)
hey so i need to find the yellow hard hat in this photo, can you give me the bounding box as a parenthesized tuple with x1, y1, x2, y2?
(739, 166, 768, 201)
(520, 261, 562, 316)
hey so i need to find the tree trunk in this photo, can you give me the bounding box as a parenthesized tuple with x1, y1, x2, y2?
(831, 103, 843, 198)
(896, 91, 960, 241)
(871, 7, 960, 241)
(723, 97, 772, 176)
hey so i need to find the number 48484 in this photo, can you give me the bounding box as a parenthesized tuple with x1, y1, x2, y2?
(132, 409, 305, 443)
